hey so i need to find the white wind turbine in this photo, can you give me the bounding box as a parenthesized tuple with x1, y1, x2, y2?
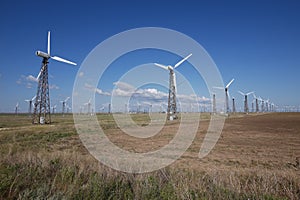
(265, 98, 270, 112)
(32, 31, 76, 124)
(258, 96, 264, 112)
(154, 53, 192, 120)
(51, 105, 57, 114)
(25, 95, 36, 114)
(252, 93, 259, 113)
(214, 78, 234, 113)
(84, 98, 91, 115)
(36, 31, 77, 80)
(60, 97, 70, 115)
(15, 102, 19, 115)
(238, 91, 254, 113)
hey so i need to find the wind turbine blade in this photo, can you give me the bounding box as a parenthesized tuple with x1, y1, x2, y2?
(154, 63, 168, 70)
(36, 68, 42, 80)
(246, 91, 254, 96)
(253, 93, 257, 99)
(174, 53, 192, 68)
(47, 31, 50, 55)
(238, 91, 245, 96)
(31, 95, 36, 101)
(225, 78, 234, 88)
(25, 100, 30, 102)
(227, 90, 231, 99)
(213, 86, 224, 90)
(52, 56, 77, 66)
(65, 96, 70, 102)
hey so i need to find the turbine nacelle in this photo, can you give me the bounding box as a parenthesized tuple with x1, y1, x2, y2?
(36, 51, 50, 59)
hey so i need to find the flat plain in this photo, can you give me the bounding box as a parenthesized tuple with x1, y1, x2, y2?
(0, 113, 299, 199)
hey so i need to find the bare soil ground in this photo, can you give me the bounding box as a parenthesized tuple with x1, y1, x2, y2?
(99, 113, 300, 174)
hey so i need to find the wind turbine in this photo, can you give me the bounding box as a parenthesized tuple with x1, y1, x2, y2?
(108, 103, 111, 114)
(232, 97, 236, 113)
(238, 91, 254, 113)
(100, 106, 105, 113)
(66, 104, 71, 113)
(25, 95, 36, 114)
(84, 98, 91, 115)
(252, 93, 259, 112)
(214, 78, 234, 114)
(154, 53, 192, 120)
(212, 93, 216, 114)
(265, 99, 270, 112)
(259, 97, 264, 112)
(15, 102, 19, 115)
(60, 97, 70, 116)
(51, 105, 57, 114)
(32, 31, 76, 124)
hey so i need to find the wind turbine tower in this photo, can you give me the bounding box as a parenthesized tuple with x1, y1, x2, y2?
(232, 97, 236, 113)
(214, 78, 234, 114)
(61, 97, 70, 116)
(25, 95, 36, 114)
(265, 99, 269, 112)
(51, 105, 56, 114)
(260, 98, 264, 112)
(32, 31, 76, 124)
(15, 103, 19, 115)
(84, 99, 91, 115)
(212, 94, 216, 114)
(238, 91, 254, 114)
(253, 93, 259, 112)
(154, 53, 192, 120)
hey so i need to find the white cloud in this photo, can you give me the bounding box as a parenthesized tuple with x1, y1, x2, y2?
(26, 75, 38, 83)
(111, 81, 211, 109)
(113, 81, 135, 92)
(95, 88, 111, 96)
(49, 84, 59, 90)
(84, 83, 110, 96)
(17, 74, 38, 88)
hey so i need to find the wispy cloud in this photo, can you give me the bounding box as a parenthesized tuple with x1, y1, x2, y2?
(84, 83, 111, 96)
(16, 74, 38, 89)
(49, 84, 59, 90)
(26, 75, 38, 82)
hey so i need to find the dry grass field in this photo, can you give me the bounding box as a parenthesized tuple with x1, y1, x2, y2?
(0, 113, 299, 199)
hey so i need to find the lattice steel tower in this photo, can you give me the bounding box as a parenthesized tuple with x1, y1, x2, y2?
(32, 59, 51, 124)
(32, 31, 76, 124)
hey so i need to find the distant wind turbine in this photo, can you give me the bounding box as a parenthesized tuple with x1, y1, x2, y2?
(25, 95, 36, 114)
(214, 78, 234, 113)
(60, 97, 70, 116)
(238, 91, 254, 113)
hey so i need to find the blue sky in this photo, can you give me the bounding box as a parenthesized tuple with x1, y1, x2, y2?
(0, 0, 300, 113)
